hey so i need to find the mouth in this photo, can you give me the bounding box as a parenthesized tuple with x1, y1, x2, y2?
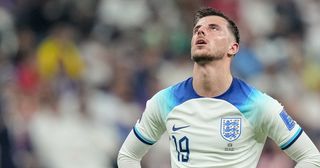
(195, 39, 207, 45)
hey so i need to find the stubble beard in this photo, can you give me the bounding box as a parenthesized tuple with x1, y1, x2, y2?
(191, 54, 224, 65)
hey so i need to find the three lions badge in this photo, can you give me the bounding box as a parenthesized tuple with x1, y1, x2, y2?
(220, 118, 241, 142)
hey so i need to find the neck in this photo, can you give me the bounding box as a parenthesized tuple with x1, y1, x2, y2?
(192, 60, 233, 97)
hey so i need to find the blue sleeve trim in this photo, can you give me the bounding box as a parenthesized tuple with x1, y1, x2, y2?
(133, 127, 155, 145)
(280, 127, 303, 150)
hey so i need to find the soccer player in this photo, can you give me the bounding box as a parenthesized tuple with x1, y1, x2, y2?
(118, 7, 320, 168)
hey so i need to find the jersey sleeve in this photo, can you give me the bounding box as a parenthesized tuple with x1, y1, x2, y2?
(284, 131, 320, 167)
(133, 92, 167, 145)
(258, 93, 302, 150)
(118, 130, 151, 168)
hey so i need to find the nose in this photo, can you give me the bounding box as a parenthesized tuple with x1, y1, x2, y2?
(197, 27, 205, 36)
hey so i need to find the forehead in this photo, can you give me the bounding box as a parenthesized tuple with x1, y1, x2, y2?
(194, 15, 229, 28)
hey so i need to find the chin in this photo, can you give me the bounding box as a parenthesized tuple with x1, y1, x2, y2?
(192, 48, 208, 55)
(192, 49, 212, 59)
(192, 53, 224, 63)
(191, 54, 213, 64)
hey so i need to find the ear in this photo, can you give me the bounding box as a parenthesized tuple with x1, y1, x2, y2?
(227, 42, 239, 56)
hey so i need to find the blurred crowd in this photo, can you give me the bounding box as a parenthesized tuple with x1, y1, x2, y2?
(0, 0, 319, 168)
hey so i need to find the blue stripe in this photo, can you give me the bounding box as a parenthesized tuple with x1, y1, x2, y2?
(280, 128, 303, 150)
(133, 127, 155, 145)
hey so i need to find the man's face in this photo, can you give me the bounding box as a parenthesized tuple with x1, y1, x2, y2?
(191, 16, 234, 63)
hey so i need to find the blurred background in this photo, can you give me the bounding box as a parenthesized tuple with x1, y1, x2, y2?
(0, 0, 319, 167)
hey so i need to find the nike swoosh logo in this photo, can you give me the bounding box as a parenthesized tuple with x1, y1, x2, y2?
(172, 124, 190, 131)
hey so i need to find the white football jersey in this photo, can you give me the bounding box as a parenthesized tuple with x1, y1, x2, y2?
(133, 77, 302, 168)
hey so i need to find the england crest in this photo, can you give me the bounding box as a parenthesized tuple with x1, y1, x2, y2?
(220, 118, 242, 142)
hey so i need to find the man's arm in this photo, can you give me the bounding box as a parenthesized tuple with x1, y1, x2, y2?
(284, 131, 320, 168)
(257, 93, 320, 167)
(118, 130, 152, 168)
(118, 90, 167, 167)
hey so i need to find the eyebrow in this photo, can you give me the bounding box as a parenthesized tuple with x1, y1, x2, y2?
(208, 23, 220, 28)
(193, 23, 221, 33)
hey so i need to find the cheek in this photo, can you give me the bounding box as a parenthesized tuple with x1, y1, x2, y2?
(211, 38, 229, 49)
(190, 38, 197, 50)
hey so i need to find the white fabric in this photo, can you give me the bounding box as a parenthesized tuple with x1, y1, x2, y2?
(284, 132, 320, 168)
(118, 78, 320, 167)
(118, 130, 151, 168)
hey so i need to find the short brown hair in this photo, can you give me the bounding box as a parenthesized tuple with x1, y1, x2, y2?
(194, 7, 240, 44)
